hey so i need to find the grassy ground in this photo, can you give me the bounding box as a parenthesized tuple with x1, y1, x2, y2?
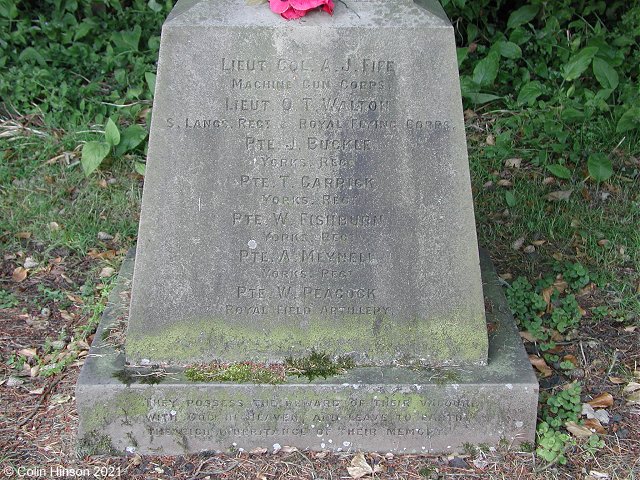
(1, 0, 639, 478)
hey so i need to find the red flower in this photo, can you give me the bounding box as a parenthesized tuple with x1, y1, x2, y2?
(269, 0, 334, 19)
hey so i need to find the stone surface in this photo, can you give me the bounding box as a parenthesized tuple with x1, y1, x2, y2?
(126, 0, 487, 367)
(77, 250, 538, 454)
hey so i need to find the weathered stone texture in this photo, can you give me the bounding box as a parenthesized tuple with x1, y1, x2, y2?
(126, 0, 487, 366)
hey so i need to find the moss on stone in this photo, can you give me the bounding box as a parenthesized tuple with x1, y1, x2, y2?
(126, 307, 487, 367)
(285, 349, 355, 381)
(185, 361, 286, 384)
(76, 432, 118, 456)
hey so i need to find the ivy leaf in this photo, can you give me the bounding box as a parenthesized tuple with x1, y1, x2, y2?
(562, 47, 598, 81)
(104, 118, 121, 147)
(517, 81, 543, 106)
(456, 47, 468, 68)
(81, 142, 110, 177)
(547, 164, 572, 180)
(588, 153, 613, 182)
(616, 107, 640, 133)
(472, 51, 500, 87)
(592, 57, 619, 90)
(507, 5, 539, 29)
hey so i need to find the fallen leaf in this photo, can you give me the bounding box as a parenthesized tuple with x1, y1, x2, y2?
(589, 471, 609, 480)
(626, 391, 640, 405)
(17, 231, 32, 239)
(553, 279, 568, 293)
(483, 180, 494, 189)
(512, 237, 525, 251)
(523, 245, 536, 254)
(97, 231, 114, 241)
(529, 354, 552, 377)
(552, 252, 563, 261)
(486, 134, 495, 145)
(99, 267, 115, 278)
(565, 421, 593, 438)
(499, 273, 513, 280)
(280, 446, 298, 454)
(582, 404, 610, 425)
(584, 418, 607, 434)
(597, 239, 610, 247)
(497, 179, 513, 187)
(563, 355, 579, 368)
(18, 348, 37, 358)
(505, 157, 522, 169)
(546, 190, 573, 201)
(348, 453, 382, 479)
(588, 392, 614, 408)
(542, 176, 556, 185)
(532, 240, 546, 246)
(30, 366, 40, 377)
(12, 267, 28, 282)
(50, 394, 71, 404)
(314, 451, 329, 459)
(49, 221, 60, 230)
(23, 257, 38, 269)
(623, 382, 640, 395)
(541, 286, 554, 306)
(248, 447, 267, 455)
(520, 331, 537, 342)
(608, 376, 625, 384)
(28, 387, 45, 395)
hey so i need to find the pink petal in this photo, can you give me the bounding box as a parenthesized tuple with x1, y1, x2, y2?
(281, 7, 307, 19)
(321, 0, 334, 14)
(269, 0, 290, 14)
(289, 0, 325, 10)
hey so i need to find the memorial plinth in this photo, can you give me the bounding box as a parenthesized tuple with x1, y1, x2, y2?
(76, 0, 538, 454)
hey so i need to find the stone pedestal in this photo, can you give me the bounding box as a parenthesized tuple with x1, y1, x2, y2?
(76, 250, 537, 454)
(76, 0, 538, 454)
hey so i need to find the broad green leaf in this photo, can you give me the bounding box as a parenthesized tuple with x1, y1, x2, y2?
(547, 164, 572, 180)
(114, 125, 148, 156)
(134, 162, 146, 176)
(592, 58, 619, 90)
(148, 0, 163, 11)
(517, 81, 543, 106)
(457, 47, 468, 68)
(616, 107, 640, 133)
(561, 108, 585, 123)
(562, 47, 598, 81)
(0, 0, 18, 19)
(104, 118, 121, 147)
(19, 47, 47, 66)
(498, 41, 522, 59)
(463, 92, 502, 104)
(472, 51, 500, 87)
(505, 191, 517, 207)
(145, 72, 156, 94)
(81, 142, 110, 177)
(587, 153, 613, 182)
(111, 25, 141, 53)
(507, 5, 539, 30)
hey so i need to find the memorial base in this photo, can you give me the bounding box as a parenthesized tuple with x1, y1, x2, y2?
(76, 250, 538, 455)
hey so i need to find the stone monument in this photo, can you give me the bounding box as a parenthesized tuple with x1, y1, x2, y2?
(76, 0, 538, 454)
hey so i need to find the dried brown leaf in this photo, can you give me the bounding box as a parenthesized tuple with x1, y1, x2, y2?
(99, 267, 115, 278)
(511, 237, 525, 251)
(520, 331, 537, 342)
(529, 354, 553, 377)
(348, 453, 373, 479)
(583, 418, 607, 434)
(497, 179, 513, 187)
(18, 348, 37, 358)
(546, 190, 573, 201)
(505, 157, 522, 169)
(12, 266, 28, 282)
(588, 392, 614, 408)
(565, 421, 593, 438)
(563, 354, 579, 368)
(608, 376, 625, 384)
